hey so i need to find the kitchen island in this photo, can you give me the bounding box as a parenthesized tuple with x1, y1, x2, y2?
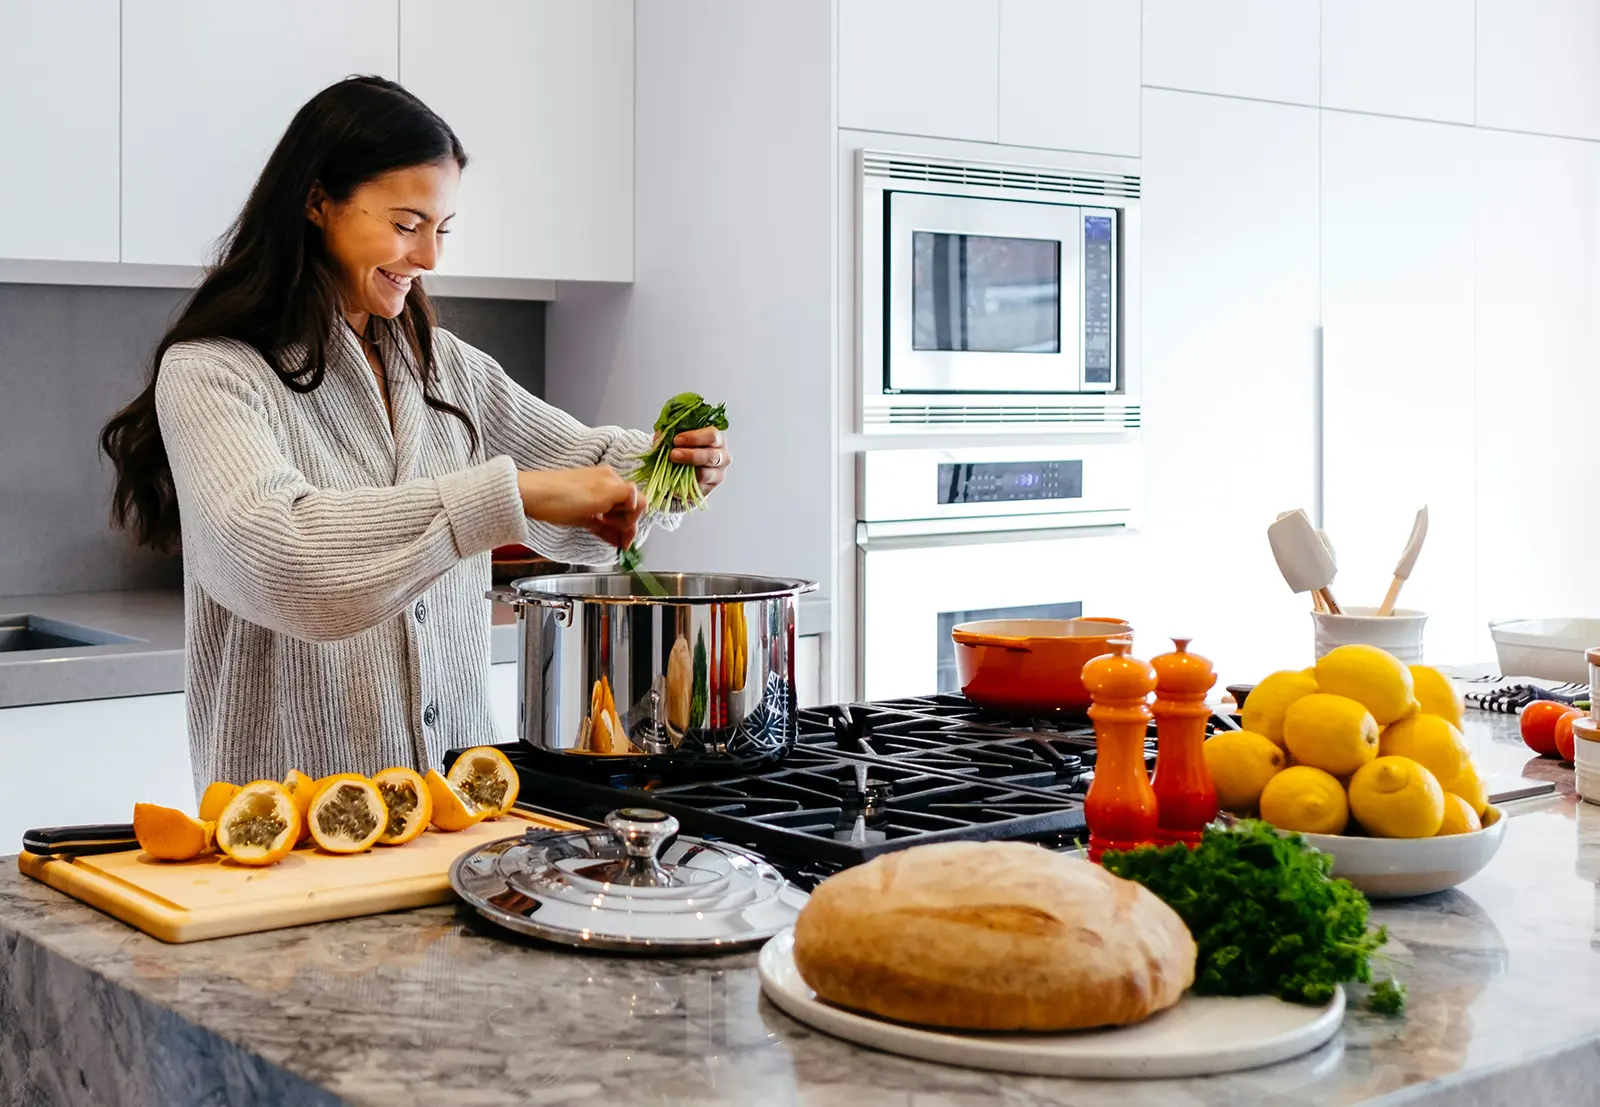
(4, 713, 1600, 1107)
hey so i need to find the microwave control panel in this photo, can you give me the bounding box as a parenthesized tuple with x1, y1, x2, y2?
(1082, 215, 1115, 387)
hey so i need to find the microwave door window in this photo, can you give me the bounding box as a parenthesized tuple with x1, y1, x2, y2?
(912, 233, 1061, 354)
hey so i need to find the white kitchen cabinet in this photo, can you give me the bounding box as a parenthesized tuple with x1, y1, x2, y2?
(1478, 0, 1600, 140)
(1321, 0, 1474, 124)
(839, 0, 999, 142)
(489, 660, 519, 741)
(1320, 112, 1477, 664)
(998, 0, 1139, 156)
(1137, 90, 1321, 686)
(398, 0, 633, 282)
(1473, 130, 1600, 656)
(796, 635, 823, 709)
(0, 0, 119, 262)
(120, 1, 399, 267)
(1142, 0, 1319, 106)
(0, 693, 192, 851)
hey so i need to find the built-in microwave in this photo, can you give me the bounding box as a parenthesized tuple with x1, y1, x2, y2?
(858, 150, 1141, 433)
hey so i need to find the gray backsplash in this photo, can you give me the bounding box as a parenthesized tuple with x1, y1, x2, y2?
(0, 283, 545, 597)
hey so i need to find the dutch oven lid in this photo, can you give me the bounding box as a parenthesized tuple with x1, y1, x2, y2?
(449, 809, 807, 953)
(512, 571, 817, 604)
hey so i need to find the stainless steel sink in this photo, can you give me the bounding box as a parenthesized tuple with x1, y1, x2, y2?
(0, 614, 140, 653)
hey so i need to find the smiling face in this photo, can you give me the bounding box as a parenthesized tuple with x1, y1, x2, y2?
(306, 159, 460, 329)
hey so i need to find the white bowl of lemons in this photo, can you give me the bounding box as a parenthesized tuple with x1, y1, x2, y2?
(1207, 646, 1507, 899)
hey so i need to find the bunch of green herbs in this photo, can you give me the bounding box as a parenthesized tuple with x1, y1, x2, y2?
(617, 392, 728, 580)
(1101, 820, 1391, 1008)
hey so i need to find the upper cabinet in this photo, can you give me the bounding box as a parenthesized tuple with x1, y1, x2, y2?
(399, 0, 633, 282)
(0, 0, 119, 262)
(839, 0, 1000, 142)
(998, 0, 1140, 156)
(1478, 0, 1600, 140)
(1321, 0, 1474, 124)
(121, 0, 399, 268)
(1142, 0, 1319, 106)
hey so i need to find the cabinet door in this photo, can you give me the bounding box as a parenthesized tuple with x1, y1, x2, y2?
(0, 0, 119, 262)
(1321, 0, 1474, 124)
(0, 694, 192, 849)
(1142, 0, 1319, 106)
(1478, 0, 1600, 140)
(399, 0, 633, 281)
(1474, 130, 1600, 651)
(1138, 90, 1321, 685)
(839, 0, 999, 141)
(998, 0, 1139, 155)
(121, 1, 399, 267)
(1321, 113, 1477, 663)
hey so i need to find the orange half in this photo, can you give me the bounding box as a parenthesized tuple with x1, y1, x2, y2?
(373, 767, 432, 846)
(133, 803, 215, 861)
(424, 769, 487, 832)
(198, 782, 240, 823)
(307, 778, 387, 854)
(215, 780, 300, 867)
(445, 747, 521, 818)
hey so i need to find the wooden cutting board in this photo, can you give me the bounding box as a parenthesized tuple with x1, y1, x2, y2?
(18, 811, 579, 943)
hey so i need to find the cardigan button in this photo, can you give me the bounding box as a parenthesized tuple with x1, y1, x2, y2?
(423, 703, 437, 728)
(413, 599, 427, 623)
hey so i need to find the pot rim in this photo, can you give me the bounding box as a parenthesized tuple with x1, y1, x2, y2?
(511, 571, 818, 605)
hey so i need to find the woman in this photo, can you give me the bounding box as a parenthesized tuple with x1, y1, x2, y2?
(100, 76, 729, 793)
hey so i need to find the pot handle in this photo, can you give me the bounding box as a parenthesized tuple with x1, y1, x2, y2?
(485, 588, 575, 627)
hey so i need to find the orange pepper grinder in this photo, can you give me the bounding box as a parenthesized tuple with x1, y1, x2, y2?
(1150, 637, 1219, 848)
(1082, 638, 1159, 863)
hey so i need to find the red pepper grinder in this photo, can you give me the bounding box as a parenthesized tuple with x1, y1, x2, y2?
(1150, 637, 1220, 848)
(1082, 638, 1159, 863)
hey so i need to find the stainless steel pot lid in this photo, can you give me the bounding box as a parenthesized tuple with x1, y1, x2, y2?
(511, 571, 817, 604)
(449, 808, 807, 953)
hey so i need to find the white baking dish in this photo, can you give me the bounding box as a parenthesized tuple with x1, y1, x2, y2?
(1488, 618, 1600, 683)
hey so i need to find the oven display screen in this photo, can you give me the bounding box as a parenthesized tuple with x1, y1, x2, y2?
(937, 460, 1083, 504)
(911, 232, 1061, 354)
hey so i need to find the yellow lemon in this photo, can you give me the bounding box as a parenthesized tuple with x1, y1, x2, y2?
(1435, 793, 1482, 836)
(1409, 665, 1464, 727)
(1259, 766, 1350, 835)
(1314, 645, 1418, 725)
(1379, 714, 1468, 787)
(1203, 731, 1286, 814)
(1444, 758, 1488, 818)
(1282, 693, 1380, 776)
(1348, 756, 1445, 838)
(1241, 669, 1320, 749)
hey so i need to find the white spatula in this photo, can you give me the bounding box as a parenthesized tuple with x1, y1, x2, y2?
(1268, 509, 1341, 615)
(1376, 506, 1429, 616)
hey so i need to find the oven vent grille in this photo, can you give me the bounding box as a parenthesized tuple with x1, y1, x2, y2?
(865, 402, 1142, 430)
(862, 152, 1141, 200)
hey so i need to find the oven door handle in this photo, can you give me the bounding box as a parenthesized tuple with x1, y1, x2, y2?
(856, 521, 1128, 552)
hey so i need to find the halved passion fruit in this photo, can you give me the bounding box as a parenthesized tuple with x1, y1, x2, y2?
(445, 747, 521, 818)
(282, 768, 317, 842)
(424, 769, 487, 832)
(133, 803, 215, 861)
(197, 781, 240, 823)
(215, 781, 300, 866)
(372, 767, 432, 846)
(307, 778, 387, 854)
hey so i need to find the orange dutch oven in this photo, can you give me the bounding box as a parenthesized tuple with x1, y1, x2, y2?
(951, 617, 1133, 713)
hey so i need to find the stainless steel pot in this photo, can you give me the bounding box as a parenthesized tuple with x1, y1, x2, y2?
(492, 572, 817, 770)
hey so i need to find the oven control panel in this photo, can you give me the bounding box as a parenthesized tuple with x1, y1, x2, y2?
(936, 460, 1084, 504)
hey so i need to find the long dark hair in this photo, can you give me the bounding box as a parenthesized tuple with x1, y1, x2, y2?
(101, 75, 478, 552)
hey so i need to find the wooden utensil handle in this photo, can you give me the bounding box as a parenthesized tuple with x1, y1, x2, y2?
(1376, 576, 1403, 617)
(1316, 587, 1342, 616)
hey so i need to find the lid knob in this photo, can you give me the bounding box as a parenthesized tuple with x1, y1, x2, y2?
(603, 808, 680, 887)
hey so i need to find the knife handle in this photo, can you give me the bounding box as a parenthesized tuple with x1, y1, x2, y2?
(22, 823, 139, 856)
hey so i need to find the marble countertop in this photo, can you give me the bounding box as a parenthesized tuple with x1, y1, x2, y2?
(4, 712, 1600, 1106)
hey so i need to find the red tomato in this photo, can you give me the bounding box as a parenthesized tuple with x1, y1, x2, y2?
(1521, 700, 1580, 757)
(1555, 710, 1582, 762)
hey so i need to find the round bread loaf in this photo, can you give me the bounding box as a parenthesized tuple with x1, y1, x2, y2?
(792, 841, 1196, 1031)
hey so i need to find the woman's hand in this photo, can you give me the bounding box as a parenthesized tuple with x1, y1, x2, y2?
(670, 426, 731, 496)
(518, 467, 644, 550)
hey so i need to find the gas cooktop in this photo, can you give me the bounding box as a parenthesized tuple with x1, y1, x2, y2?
(444, 694, 1236, 891)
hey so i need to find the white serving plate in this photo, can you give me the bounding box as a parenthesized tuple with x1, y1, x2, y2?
(1299, 805, 1507, 899)
(1488, 618, 1600, 683)
(757, 929, 1344, 1079)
